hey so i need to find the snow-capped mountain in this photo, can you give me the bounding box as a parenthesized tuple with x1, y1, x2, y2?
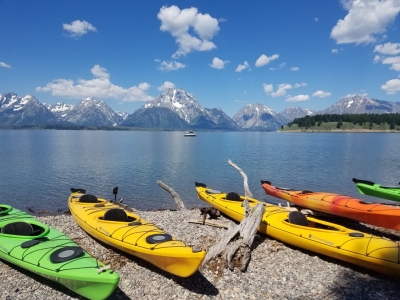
(121, 88, 239, 130)
(232, 104, 287, 130)
(279, 107, 316, 122)
(320, 95, 400, 114)
(44, 102, 74, 119)
(64, 97, 123, 126)
(0, 93, 59, 125)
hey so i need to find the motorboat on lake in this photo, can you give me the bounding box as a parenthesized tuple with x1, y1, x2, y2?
(184, 131, 196, 137)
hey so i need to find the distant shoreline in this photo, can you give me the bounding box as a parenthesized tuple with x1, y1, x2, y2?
(278, 129, 400, 133)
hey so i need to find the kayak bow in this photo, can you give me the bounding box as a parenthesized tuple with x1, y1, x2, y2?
(352, 178, 400, 202)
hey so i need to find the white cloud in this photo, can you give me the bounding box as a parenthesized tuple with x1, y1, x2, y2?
(331, 0, 400, 44)
(157, 60, 186, 71)
(255, 54, 279, 67)
(158, 81, 175, 91)
(272, 84, 292, 97)
(36, 65, 152, 102)
(235, 99, 244, 103)
(373, 54, 381, 63)
(157, 5, 219, 58)
(209, 57, 229, 69)
(374, 42, 400, 55)
(91, 65, 110, 78)
(312, 90, 331, 98)
(263, 82, 307, 97)
(285, 95, 310, 102)
(332, 48, 344, 53)
(263, 84, 274, 94)
(346, 93, 368, 97)
(0, 62, 11, 68)
(382, 78, 400, 94)
(294, 82, 307, 88)
(382, 56, 400, 71)
(235, 61, 250, 72)
(63, 20, 97, 38)
(290, 67, 299, 71)
(314, 17, 319, 22)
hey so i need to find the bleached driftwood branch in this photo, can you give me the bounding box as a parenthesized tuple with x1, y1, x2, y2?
(227, 159, 253, 198)
(157, 180, 186, 210)
(201, 199, 265, 271)
(201, 160, 265, 272)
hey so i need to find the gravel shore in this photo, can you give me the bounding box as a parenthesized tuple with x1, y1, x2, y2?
(1, 208, 400, 300)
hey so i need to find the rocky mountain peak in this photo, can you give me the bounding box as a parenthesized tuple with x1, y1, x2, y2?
(232, 103, 286, 130)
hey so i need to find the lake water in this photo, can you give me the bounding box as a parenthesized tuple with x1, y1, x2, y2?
(1, 130, 400, 212)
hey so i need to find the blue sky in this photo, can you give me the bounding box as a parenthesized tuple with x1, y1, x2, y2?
(1, 1, 400, 117)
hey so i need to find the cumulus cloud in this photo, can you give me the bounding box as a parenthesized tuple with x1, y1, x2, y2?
(158, 81, 175, 91)
(235, 61, 250, 72)
(157, 5, 219, 58)
(382, 56, 400, 71)
(331, 0, 400, 44)
(332, 48, 344, 54)
(290, 67, 299, 71)
(285, 95, 310, 102)
(255, 54, 279, 67)
(157, 60, 186, 71)
(262, 83, 292, 97)
(374, 42, 400, 55)
(0, 62, 11, 68)
(209, 57, 229, 69)
(382, 78, 400, 94)
(312, 90, 332, 98)
(373, 54, 382, 63)
(36, 64, 152, 102)
(91, 65, 110, 78)
(294, 83, 307, 88)
(263, 84, 274, 94)
(63, 20, 97, 38)
(263, 82, 308, 97)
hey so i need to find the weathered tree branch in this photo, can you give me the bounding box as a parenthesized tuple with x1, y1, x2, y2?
(227, 159, 253, 198)
(157, 180, 186, 210)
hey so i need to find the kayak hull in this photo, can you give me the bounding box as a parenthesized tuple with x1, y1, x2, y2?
(196, 184, 400, 278)
(0, 204, 119, 300)
(68, 190, 205, 277)
(261, 180, 400, 231)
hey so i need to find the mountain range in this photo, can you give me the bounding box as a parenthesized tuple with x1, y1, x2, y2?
(1, 90, 399, 131)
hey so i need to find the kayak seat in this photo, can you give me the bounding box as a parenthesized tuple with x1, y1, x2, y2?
(1, 221, 33, 236)
(288, 211, 308, 226)
(79, 194, 99, 203)
(226, 192, 242, 201)
(103, 208, 128, 222)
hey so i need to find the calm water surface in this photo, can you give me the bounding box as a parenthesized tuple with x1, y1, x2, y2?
(1, 130, 400, 212)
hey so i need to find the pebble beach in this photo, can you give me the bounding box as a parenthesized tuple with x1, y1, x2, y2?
(1, 208, 400, 300)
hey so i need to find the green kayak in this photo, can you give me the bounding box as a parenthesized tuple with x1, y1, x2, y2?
(0, 204, 120, 299)
(352, 178, 400, 202)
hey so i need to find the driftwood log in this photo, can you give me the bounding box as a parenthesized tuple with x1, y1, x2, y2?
(157, 180, 186, 210)
(200, 160, 265, 272)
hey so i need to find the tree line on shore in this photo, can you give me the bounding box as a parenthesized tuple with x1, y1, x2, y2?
(286, 113, 400, 130)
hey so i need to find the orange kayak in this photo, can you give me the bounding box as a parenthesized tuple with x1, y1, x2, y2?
(261, 180, 400, 231)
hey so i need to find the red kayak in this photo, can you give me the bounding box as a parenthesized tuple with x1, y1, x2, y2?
(261, 180, 400, 231)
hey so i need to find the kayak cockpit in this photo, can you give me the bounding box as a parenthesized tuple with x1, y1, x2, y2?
(285, 211, 343, 231)
(99, 208, 140, 223)
(0, 204, 12, 215)
(0, 221, 49, 237)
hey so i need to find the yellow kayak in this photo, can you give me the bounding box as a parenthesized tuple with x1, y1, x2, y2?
(195, 182, 400, 278)
(68, 188, 205, 277)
